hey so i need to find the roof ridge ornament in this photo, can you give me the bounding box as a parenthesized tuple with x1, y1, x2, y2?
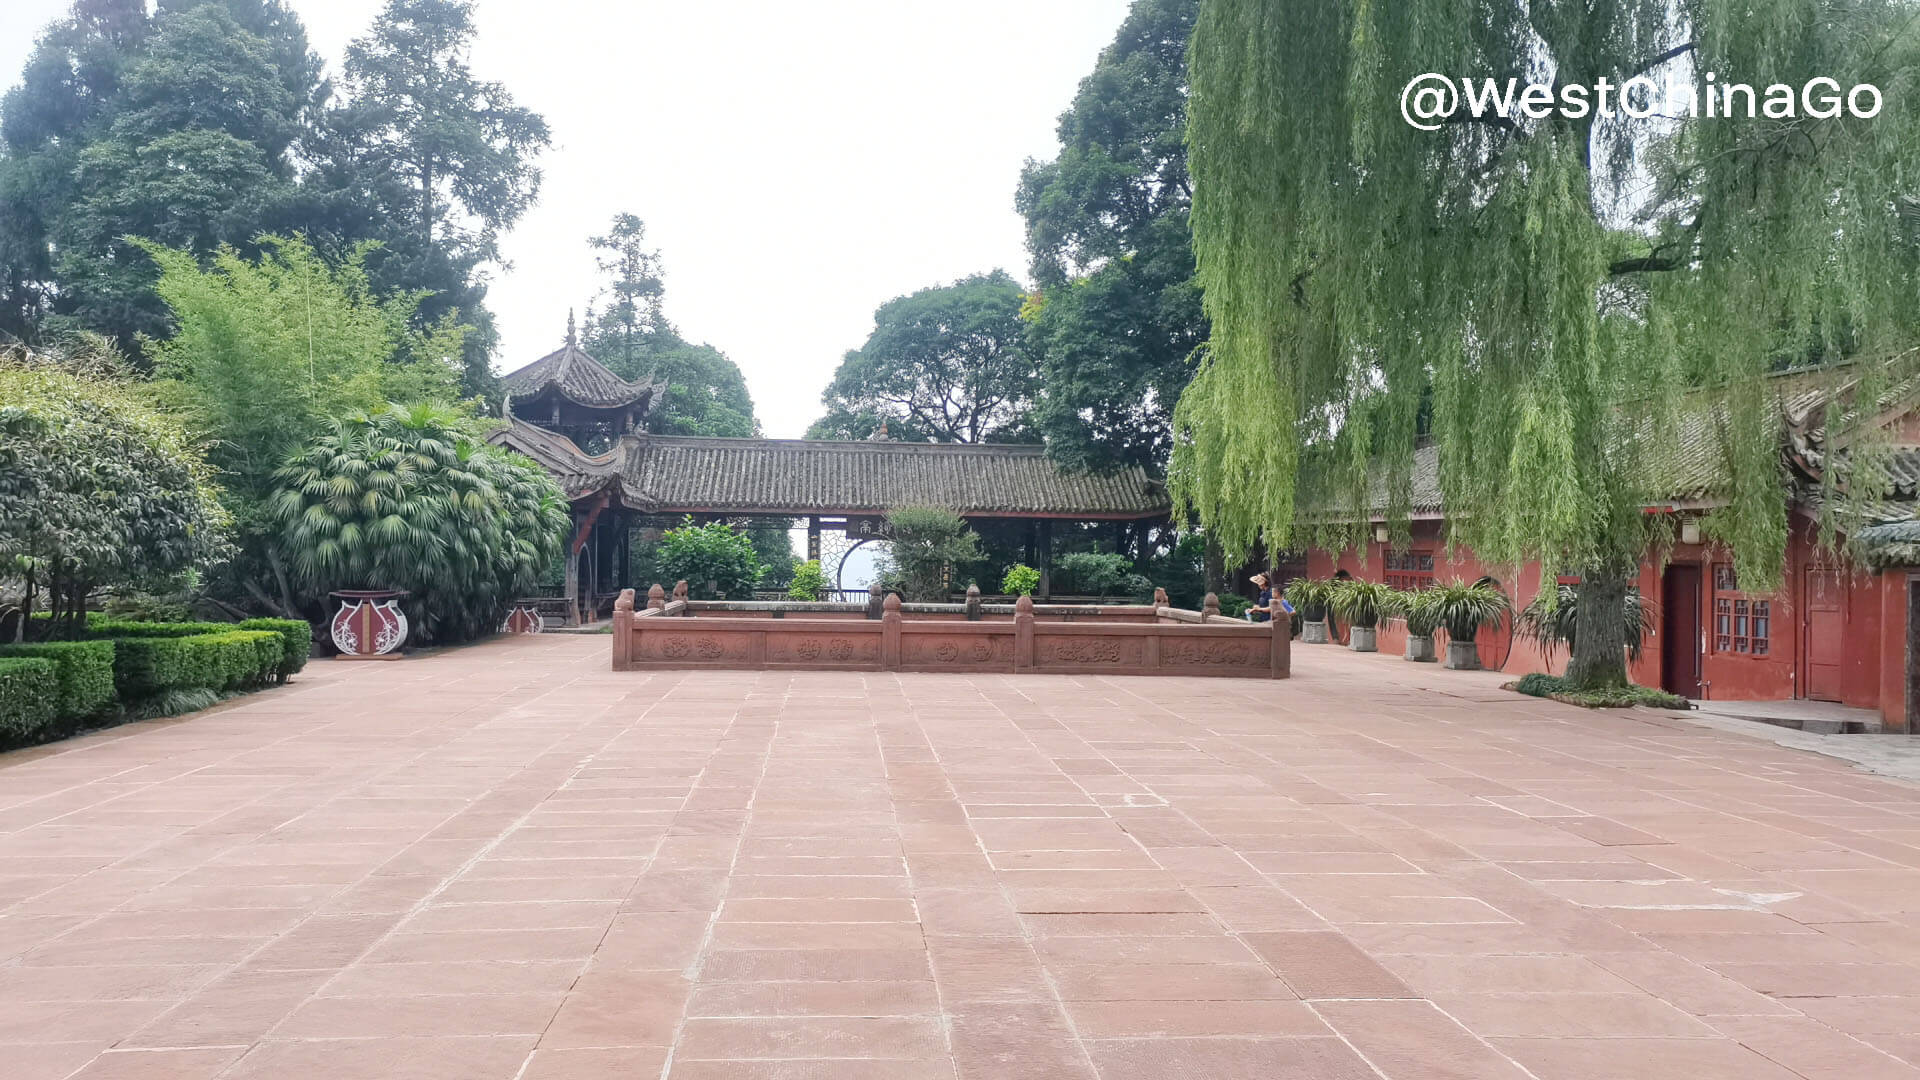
(566, 309, 577, 349)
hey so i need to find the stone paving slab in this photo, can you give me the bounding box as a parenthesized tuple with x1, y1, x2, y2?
(2, 635, 1920, 1078)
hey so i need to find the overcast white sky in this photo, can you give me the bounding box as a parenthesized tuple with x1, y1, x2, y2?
(0, 0, 1134, 438)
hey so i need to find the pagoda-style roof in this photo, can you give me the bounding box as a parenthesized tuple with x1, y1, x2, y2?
(500, 334, 663, 412)
(487, 419, 1168, 520)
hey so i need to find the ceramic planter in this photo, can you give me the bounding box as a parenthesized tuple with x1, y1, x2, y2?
(1405, 634, 1436, 662)
(1444, 639, 1481, 670)
(1302, 619, 1330, 644)
(1348, 626, 1377, 652)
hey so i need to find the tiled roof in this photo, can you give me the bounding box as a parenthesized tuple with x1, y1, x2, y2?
(1360, 360, 1920, 518)
(500, 342, 662, 410)
(486, 420, 1167, 518)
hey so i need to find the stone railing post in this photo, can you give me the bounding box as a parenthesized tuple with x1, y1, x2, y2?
(612, 589, 635, 671)
(1202, 592, 1220, 622)
(867, 581, 885, 620)
(1014, 594, 1035, 672)
(672, 580, 689, 608)
(1153, 587, 1168, 609)
(1270, 609, 1292, 678)
(881, 593, 903, 668)
(647, 584, 666, 612)
(965, 583, 982, 621)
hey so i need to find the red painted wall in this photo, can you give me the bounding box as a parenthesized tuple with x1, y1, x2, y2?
(1301, 515, 1911, 730)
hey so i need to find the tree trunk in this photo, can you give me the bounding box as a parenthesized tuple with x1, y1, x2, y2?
(1566, 571, 1630, 689)
(1203, 534, 1224, 597)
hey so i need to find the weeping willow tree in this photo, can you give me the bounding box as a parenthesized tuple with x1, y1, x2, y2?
(1172, 0, 1920, 689)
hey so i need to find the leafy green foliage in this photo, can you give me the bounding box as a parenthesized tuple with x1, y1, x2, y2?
(1329, 579, 1394, 630)
(812, 273, 1035, 443)
(1214, 592, 1251, 619)
(879, 507, 982, 602)
(269, 404, 570, 643)
(1519, 585, 1657, 664)
(236, 618, 311, 681)
(1052, 552, 1151, 598)
(1018, 0, 1202, 475)
(0, 641, 114, 720)
(0, 358, 227, 638)
(655, 518, 764, 600)
(786, 560, 830, 602)
(1001, 564, 1042, 596)
(1282, 578, 1333, 622)
(1424, 581, 1512, 644)
(1176, 0, 1920, 689)
(143, 234, 466, 615)
(1514, 673, 1690, 711)
(0, 658, 59, 740)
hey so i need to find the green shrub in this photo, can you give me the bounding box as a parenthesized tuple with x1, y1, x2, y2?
(1512, 673, 1691, 710)
(1053, 552, 1150, 598)
(77, 614, 310, 684)
(880, 506, 981, 602)
(0, 641, 115, 720)
(655, 517, 764, 599)
(0, 658, 59, 739)
(1216, 593, 1253, 619)
(1001, 564, 1041, 596)
(786, 560, 831, 602)
(237, 618, 312, 681)
(109, 630, 282, 698)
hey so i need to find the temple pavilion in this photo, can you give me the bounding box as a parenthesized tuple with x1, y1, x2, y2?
(487, 324, 1171, 624)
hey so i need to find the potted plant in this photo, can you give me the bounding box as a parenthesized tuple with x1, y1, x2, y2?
(1426, 579, 1511, 669)
(1284, 578, 1334, 643)
(1395, 588, 1442, 662)
(1329, 579, 1394, 652)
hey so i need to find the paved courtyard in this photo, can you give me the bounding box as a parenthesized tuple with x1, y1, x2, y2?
(5, 636, 1920, 1079)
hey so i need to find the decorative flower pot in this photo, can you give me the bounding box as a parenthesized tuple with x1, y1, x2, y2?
(1404, 634, 1436, 662)
(1302, 619, 1330, 644)
(330, 590, 409, 660)
(1444, 639, 1481, 670)
(1348, 626, 1377, 652)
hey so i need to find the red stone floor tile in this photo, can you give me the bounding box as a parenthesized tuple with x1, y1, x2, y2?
(10, 637, 1920, 1075)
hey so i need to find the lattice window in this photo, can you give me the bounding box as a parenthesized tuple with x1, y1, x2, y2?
(1384, 550, 1435, 591)
(1711, 564, 1770, 656)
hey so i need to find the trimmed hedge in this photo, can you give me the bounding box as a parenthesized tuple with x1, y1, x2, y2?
(0, 640, 115, 720)
(237, 618, 312, 681)
(0, 658, 58, 739)
(81, 615, 310, 684)
(108, 630, 285, 698)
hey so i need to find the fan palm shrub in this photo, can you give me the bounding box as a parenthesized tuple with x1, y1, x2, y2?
(1426, 579, 1511, 669)
(270, 404, 570, 645)
(1518, 584, 1657, 663)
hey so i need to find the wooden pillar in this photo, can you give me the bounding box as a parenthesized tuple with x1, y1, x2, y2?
(617, 516, 631, 589)
(1025, 520, 1038, 569)
(1038, 520, 1053, 600)
(587, 524, 600, 622)
(563, 510, 581, 627)
(807, 516, 821, 563)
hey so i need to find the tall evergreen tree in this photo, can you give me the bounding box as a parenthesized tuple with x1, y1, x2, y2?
(1175, 0, 1920, 689)
(0, 0, 320, 352)
(318, 0, 549, 399)
(578, 213, 758, 438)
(1017, 0, 1202, 476)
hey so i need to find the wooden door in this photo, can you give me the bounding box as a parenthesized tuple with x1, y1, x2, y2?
(1804, 569, 1845, 702)
(1661, 565, 1703, 698)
